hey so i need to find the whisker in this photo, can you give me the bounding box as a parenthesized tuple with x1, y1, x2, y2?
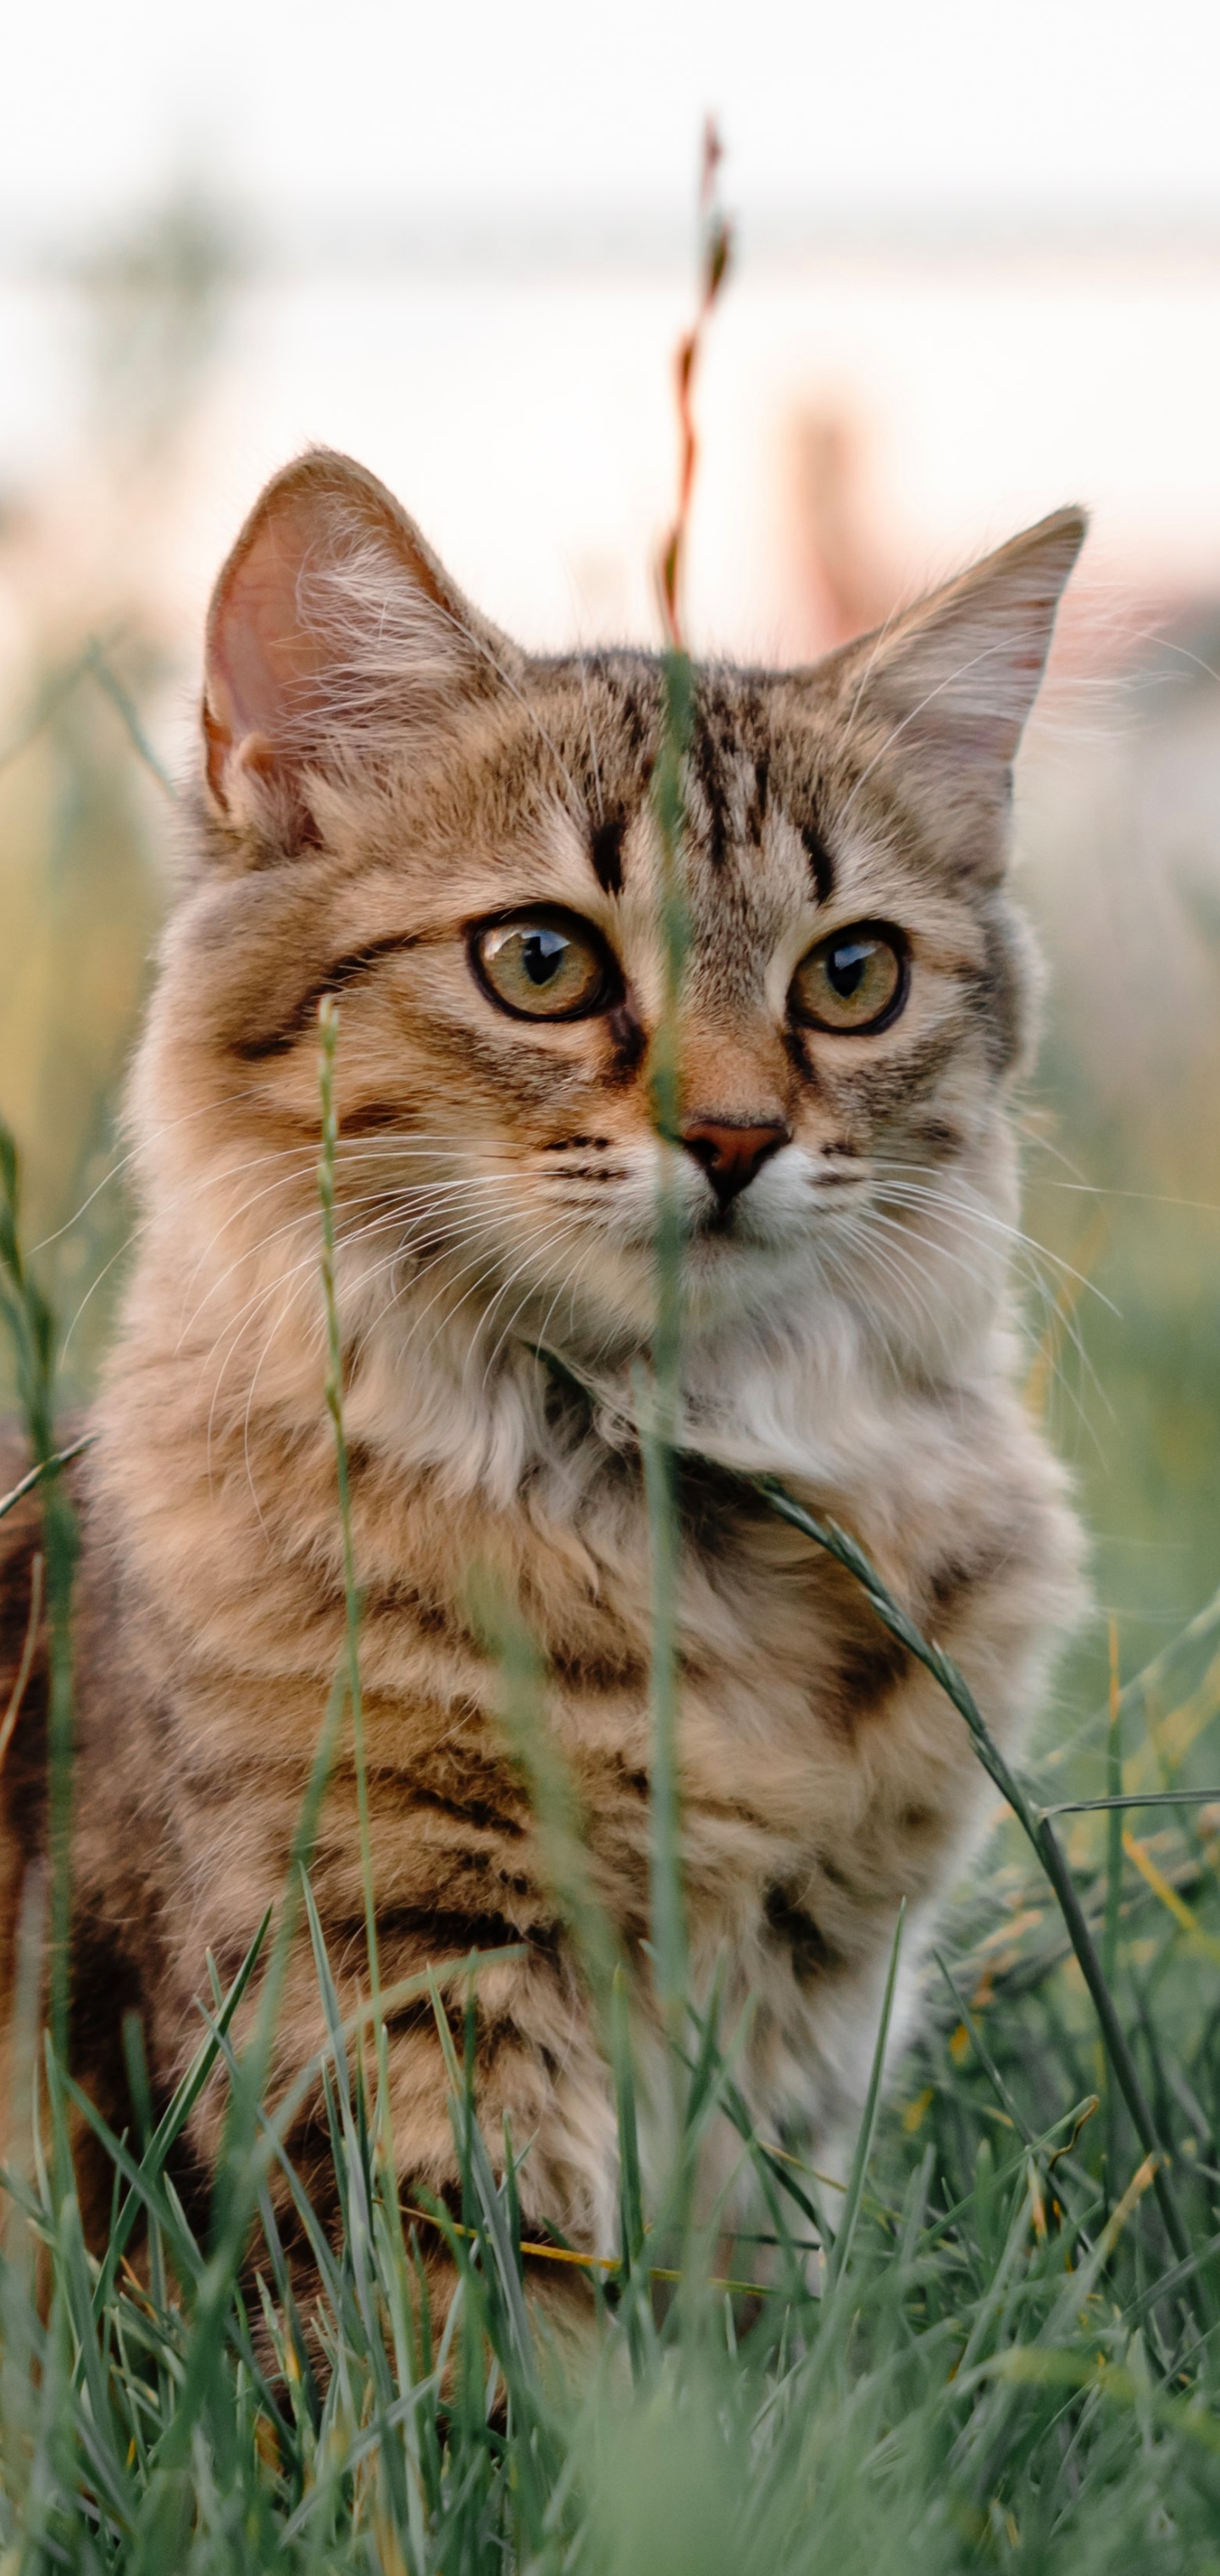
(829, 1211, 960, 1362)
(811, 1219, 939, 1361)
(343, 1222, 552, 1387)
(26, 1083, 291, 1255)
(59, 1212, 156, 1359)
(210, 1196, 518, 1509)
(342, 1208, 535, 1374)
(481, 1231, 606, 1421)
(472, 1213, 593, 1395)
(858, 1196, 1112, 1436)
(867, 1163, 1121, 1312)
(175, 1174, 514, 1352)
(199, 1199, 511, 1472)
(525, 1223, 606, 1375)
(230, 1195, 501, 1516)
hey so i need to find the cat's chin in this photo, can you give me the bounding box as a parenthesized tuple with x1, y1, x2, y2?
(524, 1216, 1001, 1391)
(551, 1226, 853, 1352)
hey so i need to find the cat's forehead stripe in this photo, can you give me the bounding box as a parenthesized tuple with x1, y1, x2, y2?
(690, 704, 733, 871)
(799, 817, 835, 906)
(678, 680, 835, 903)
(588, 815, 624, 896)
(561, 661, 839, 908)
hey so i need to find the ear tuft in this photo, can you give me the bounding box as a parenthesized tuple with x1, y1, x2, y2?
(202, 449, 518, 838)
(829, 506, 1088, 878)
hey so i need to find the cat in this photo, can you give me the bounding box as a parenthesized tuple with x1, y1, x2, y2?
(0, 448, 1086, 2300)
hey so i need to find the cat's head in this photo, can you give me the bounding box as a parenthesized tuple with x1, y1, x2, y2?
(141, 450, 1084, 1396)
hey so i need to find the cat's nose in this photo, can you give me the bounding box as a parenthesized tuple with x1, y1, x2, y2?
(679, 1118, 790, 1207)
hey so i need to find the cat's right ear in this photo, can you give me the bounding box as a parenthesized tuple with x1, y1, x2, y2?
(202, 449, 518, 845)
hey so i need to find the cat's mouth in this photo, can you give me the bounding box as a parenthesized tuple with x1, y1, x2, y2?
(688, 1164, 872, 1246)
(684, 1196, 800, 1258)
(697, 1200, 741, 1241)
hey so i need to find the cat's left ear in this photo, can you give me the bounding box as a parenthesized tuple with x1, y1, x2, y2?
(827, 507, 1087, 881)
(202, 447, 519, 846)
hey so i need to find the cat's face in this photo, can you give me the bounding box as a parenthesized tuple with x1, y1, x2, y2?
(147, 453, 1084, 1380)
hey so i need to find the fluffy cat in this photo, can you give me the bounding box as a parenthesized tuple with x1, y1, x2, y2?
(0, 450, 1086, 2290)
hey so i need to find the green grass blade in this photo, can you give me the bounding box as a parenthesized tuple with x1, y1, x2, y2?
(824, 1901, 905, 2293)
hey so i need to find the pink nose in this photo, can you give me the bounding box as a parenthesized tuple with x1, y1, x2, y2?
(679, 1118, 790, 1207)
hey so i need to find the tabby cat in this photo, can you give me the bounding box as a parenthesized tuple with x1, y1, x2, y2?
(0, 451, 1086, 2291)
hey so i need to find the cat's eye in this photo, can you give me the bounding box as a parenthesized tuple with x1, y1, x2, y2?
(470, 909, 615, 1021)
(790, 922, 907, 1035)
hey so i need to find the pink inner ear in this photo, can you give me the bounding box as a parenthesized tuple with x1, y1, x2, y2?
(201, 449, 523, 818)
(203, 502, 336, 801)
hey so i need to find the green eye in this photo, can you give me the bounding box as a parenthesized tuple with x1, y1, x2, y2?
(471, 912, 613, 1020)
(790, 923, 907, 1034)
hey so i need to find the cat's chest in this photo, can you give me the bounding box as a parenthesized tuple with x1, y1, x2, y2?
(537, 1454, 952, 1830)
(530, 1486, 973, 2004)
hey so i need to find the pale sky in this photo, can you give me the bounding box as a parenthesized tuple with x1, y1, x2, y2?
(4, 0, 1220, 684)
(3, 0, 1220, 236)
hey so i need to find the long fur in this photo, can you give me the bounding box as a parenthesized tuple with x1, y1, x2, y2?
(0, 452, 1088, 2302)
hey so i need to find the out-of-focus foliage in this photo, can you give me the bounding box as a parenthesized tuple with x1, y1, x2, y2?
(1018, 655, 1220, 1708)
(0, 192, 236, 1389)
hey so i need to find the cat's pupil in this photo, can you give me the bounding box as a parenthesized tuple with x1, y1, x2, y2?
(522, 929, 566, 986)
(827, 941, 869, 998)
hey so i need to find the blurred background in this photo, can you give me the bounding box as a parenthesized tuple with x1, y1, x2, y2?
(3, 0, 1220, 1717)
